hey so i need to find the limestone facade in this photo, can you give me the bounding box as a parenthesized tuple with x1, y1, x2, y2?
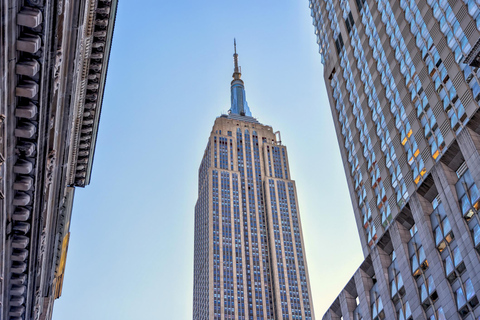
(0, 0, 117, 319)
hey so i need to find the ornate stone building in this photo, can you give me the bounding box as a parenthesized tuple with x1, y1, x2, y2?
(0, 0, 117, 319)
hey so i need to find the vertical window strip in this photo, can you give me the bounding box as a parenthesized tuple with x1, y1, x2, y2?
(358, 2, 425, 188)
(282, 148, 289, 180)
(237, 128, 252, 319)
(288, 182, 312, 319)
(378, 0, 445, 163)
(221, 172, 234, 317)
(426, 0, 474, 132)
(244, 130, 264, 316)
(310, 0, 331, 63)
(335, 8, 392, 241)
(330, 72, 376, 246)
(212, 170, 221, 319)
(277, 181, 301, 317)
(253, 131, 274, 317)
(214, 137, 217, 168)
(232, 173, 245, 318)
(269, 180, 289, 314)
(230, 139, 234, 171)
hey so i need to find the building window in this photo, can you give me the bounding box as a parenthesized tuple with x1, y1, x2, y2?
(455, 278, 479, 317)
(434, 307, 447, 320)
(355, 0, 366, 11)
(345, 11, 355, 34)
(430, 200, 454, 252)
(335, 34, 344, 54)
(353, 295, 362, 320)
(370, 284, 385, 320)
(444, 246, 466, 284)
(455, 167, 480, 255)
(397, 301, 412, 320)
(455, 169, 480, 221)
(471, 224, 480, 253)
(389, 251, 405, 301)
(419, 275, 438, 310)
(408, 225, 428, 279)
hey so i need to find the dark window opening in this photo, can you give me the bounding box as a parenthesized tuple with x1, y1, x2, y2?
(345, 11, 355, 34)
(355, 0, 365, 11)
(335, 34, 344, 55)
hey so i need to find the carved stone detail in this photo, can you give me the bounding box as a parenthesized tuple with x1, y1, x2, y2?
(52, 51, 63, 94)
(45, 150, 56, 185)
(68, 0, 115, 187)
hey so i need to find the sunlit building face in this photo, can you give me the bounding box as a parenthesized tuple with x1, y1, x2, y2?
(310, 0, 480, 319)
(193, 46, 315, 320)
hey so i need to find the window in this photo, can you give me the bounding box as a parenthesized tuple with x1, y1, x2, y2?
(471, 223, 480, 252)
(419, 275, 438, 310)
(436, 307, 447, 320)
(456, 286, 469, 317)
(409, 237, 428, 279)
(389, 251, 405, 301)
(370, 285, 385, 320)
(430, 202, 454, 252)
(335, 34, 344, 54)
(355, 0, 365, 11)
(397, 301, 412, 320)
(455, 169, 480, 221)
(445, 255, 456, 282)
(453, 247, 466, 274)
(345, 11, 355, 34)
(455, 168, 480, 252)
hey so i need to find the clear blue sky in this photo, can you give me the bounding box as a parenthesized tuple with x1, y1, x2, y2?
(52, 1, 364, 319)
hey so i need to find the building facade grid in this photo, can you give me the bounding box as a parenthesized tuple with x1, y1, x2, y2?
(310, 0, 480, 319)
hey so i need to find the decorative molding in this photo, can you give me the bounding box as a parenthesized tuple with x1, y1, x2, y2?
(68, 0, 116, 188)
(52, 51, 63, 94)
(67, 0, 96, 186)
(6, 0, 46, 318)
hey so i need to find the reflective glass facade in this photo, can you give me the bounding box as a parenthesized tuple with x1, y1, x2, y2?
(311, 0, 480, 319)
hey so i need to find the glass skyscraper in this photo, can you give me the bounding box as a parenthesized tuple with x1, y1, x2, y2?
(310, 0, 480, 319)
(193, 44, 315, 320)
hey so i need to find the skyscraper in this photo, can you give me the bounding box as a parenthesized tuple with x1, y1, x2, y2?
(310, 0, 480, 319)
(193, 43, 315, 320)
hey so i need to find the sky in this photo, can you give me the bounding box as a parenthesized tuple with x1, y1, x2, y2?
(52, 1, 364, 319)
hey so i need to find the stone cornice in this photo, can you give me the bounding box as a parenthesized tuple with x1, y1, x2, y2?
(67, 0, 118, 187)
(66, 0, 97, 188)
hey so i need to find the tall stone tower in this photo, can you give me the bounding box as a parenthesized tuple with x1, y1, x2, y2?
(193, 43, 315, 320)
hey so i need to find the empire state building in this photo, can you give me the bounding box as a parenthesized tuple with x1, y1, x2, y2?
(193, 43, 315, 320)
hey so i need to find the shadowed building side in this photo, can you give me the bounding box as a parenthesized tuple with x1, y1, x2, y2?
(0, 0, 118, 319)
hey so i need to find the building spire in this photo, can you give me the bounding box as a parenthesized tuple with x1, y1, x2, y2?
(229, 39, 252, 117)
(233, 38, 241, 80)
